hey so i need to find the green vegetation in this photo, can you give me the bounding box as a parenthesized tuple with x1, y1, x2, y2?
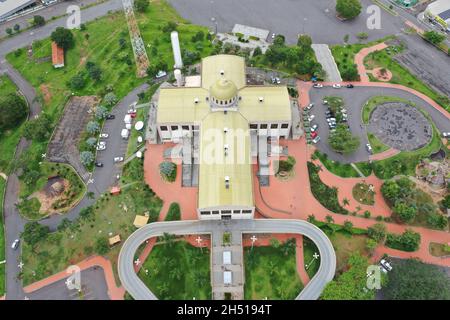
(367, 222, 387, 244)
(165, 203, 181, 221)
(249, 34, 323, 79)
(336, 0, 362, 20)
(277, 155, 296, 173)
(134, 0, 150, 13)
(354, 162, 373, 176)
(307, 162, 349, 215)
(328, 124, 360, 155)
(386, 229, 421, 252)
(362, 95, 413, 124)
(321, 252, 375, 300)
(381, 177, 447, 229)
(352, 182, 375, 205)
(50, 27, 75, 50)
(0, 178, 5, 295)
(303, 237, 320, 279)
(381, 259, 450, 299)
(20, 182, 162, 285)
(429, 242, 450, 257)
(313, 151, 360, 178)
(244, 239, 302, 300)
(364, 46, 450, 112)
(159, 161, 177, 182)
(367, 132, 389, 154)
(423, 30, 446, 46)
(138, 240, 211, 300)
(0, 92, 28, 134)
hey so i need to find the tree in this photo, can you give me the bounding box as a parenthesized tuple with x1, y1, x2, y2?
(365, 238, 377, 255)
(134, 0, 149, 12)
(79, 206, 95, 221)
(270, 238, 280, 248)
(23, 113, 52, 141)
(340, 65, 359, 81)
(86, 62, 102, 81)
(69, 73, 86, 90)
(31, 15, 46, 27)
(321, 252, 374, 299)
(382, 259, 450, 300)
(386, 229, 421, 252)
(95, 237, 109, 255)
(381, 180, 400, 203)
(85, 137, 98, 148)
(80, 151, 94, 166)
(22, 222, 50, 247)
(356, 32, 368, 40)
(86, 121, 100, 134)
(159, 161, 176, 182)
(367, 223, 386, 243)
(423, 30, 446, 45)
(95, 106, 108, 120)
(6, 28, 12, 36)
(427, 212, 448, 230)
(252, 46, 262, 57)
(297, 34, 312, 48)
(393, 201, 417, 223)
(0, 93, 28, 133)
(336, 0, 362, 20)
(442, 195, 450, 209)
(328, 124, 360, 154)
(307, 214, 316, 224)
(162, 21, 177, 33)
(191, 30, 205, 42)
(13, 24, 20, 32)
(325, 215, 334, 224)
(103, 92, 117, 107)
(343, 220, 353, 233)
(51, 27, 75, 50)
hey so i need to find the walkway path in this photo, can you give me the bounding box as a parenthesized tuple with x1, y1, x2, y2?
(369, 148, 400, 161)
(354, 43, 388, 82)
(23, 255, 124, 300)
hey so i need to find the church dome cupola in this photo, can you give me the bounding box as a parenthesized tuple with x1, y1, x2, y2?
(209, 79, 238, 109)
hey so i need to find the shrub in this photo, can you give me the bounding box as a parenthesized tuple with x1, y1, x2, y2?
(278, 156, 296, 173)
(159, 161, 176, 182)
(386, 229, 420, 252)
(0, 93, 28, 133)
(165, 203, 181, 221)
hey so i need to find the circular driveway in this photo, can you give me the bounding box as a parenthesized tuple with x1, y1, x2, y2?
(118, 219, 336, 300)
(307, 85, 450, 163)
(369, 102, 432, 151)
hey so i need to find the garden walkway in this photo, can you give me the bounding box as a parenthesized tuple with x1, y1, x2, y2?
(354, 43, 388, 82)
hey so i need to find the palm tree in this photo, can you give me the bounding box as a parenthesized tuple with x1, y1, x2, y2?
(344, 220, 353, 233)
(343, 198, 350, 206)
(325, 215, 334, 224)
(307, 214, 316, 223)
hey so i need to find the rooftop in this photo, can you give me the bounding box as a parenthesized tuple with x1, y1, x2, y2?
(0, 0, 35, 20)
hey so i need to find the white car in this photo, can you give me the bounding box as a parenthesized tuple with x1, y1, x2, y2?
(114, 157, 124, 163)
(98, 141, 106, 146)
(305, 103, 314, 111)
(155, 70, 167, 78)
(11, 239, 20, 250)
(312, 136, 321, 144)
(308, 115, 315, 122)
(366, 143, 373, 154)
(380, 259, 392, 272)
(275, 77, 281, 84)
(271, 33, 276, 39)
(332, 83, 341, 89)
(96, 144, 106, 151)
(322, 99, 328, 105)
(326, 118, 336, 123)
(310, 124, 319, 132)
(127, 108, 136, 114)
(313, 83, 323, 88)
(442, 132, 450, 138)
(99, 133, 109, 139)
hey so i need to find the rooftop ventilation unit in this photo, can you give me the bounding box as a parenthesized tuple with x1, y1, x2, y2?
(194, 98, 199, 104)
(225, 176, 230, 189)
(224, 144, 229, 156)
(224, 127, 229, 133)
(220, 69, 225, 75)
(259, 97, 264, 102)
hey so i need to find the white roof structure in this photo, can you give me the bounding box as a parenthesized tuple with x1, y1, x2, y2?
(427, 0, 450, 19)
(0, 0, 35, 21)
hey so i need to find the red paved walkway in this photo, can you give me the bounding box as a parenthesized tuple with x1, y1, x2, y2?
(354, 43, 388, 82)
(23, 256, 125, 300)
(369, 148, 400, 161)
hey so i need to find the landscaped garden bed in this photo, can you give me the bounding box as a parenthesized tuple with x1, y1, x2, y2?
(352, 182, 375, 206)
(429, 242, 450, 257)
(244, 238, 302, 300)
(138, 239, 211, 300)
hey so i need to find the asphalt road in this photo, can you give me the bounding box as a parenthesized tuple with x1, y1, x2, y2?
(118, 219, 336, 300)
(27, 266, 110, 300)
(311, 44, 342, 82)
(308, 84, 450, 163)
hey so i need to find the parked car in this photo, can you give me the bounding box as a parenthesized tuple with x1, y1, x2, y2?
(96, 144, 106, 151)
(155, 70, 167, 78)
(326, 118, 336, 123)
(313, 83, 323, 88)
(11, 239, 20, 250)
(305, 103, 314, 111)
(442, 132, 450, 138)
(332, 83, 341, 89)
(271, 33, 276, 39)
(99, 133, 109, 139)
(346, 84, 354, 88)
(366, 143, 373, 154)
(322, 99, 328, 105)
(95, 162, 104, 167)
(98, 141, 106, 146)
(312, 136, 321, 144)
(311, 131, 318, 139)
(380, 259, 392, 272)
(114, 156, 124, 163)
(275, 77, 281, 84)
(308, 115, 315, 122)
(106, 114, 115, 120)
(310, 124, 319, 132)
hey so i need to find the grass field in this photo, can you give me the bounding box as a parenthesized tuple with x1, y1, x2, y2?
(21, 182, 162, 285)
(364, 47, 450, 113)
(329, 231, 369, 274)
(0, 178, 6, 296)
(303, 237, 320, 279)
(367, 132, 390, 154)
(314, 151, 360, 178)
(244, 241, 303, 300)
(138, 240, 211, 300)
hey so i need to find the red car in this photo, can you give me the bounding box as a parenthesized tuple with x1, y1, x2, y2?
(130, 112, 137, 118)
(311, 131, 318, 139)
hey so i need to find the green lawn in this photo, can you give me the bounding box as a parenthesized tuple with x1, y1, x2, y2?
(367, 132, 390, 154)
(313, 151, 360, 178)
(352, 182, 375, 206)
(21, 182, 162, 285)
(303, 237, 320, 279)
(362, 95, 415, 124)
(0, 178, 6, 296)
(364, 47, 450, 112)
(0, 75, 26, 175)
(138, 240, 211, 300)
(244, 241, 303, 300)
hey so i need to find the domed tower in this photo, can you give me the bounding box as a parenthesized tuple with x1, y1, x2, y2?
(209, 79, 239, 111)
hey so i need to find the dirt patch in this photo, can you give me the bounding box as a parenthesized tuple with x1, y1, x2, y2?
(32, 178, 71, 214)
(39, 84, 52, 104)
(370, 67, 392, 82)
(410, 177, 446, 204)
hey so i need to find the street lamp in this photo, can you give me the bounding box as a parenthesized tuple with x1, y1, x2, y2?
(250, 235, 257, 251)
